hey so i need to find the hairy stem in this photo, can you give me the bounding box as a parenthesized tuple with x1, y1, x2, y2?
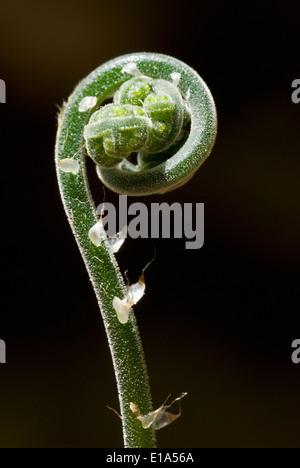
(55, 53, 217, 448)
(55, 71, 156, 448)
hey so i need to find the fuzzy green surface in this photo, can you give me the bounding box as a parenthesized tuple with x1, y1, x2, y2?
(55, 52, 217, 448)
(95, 53, 217, 195)
(55, 55, 157, 448)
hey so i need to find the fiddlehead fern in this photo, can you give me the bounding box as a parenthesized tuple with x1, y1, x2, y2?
(55, 52, 217, 448)
(84, 75, 186, 169)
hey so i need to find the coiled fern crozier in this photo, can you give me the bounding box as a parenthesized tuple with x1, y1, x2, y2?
(55, 53, 217, 448)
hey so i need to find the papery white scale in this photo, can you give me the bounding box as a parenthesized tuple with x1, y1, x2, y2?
(170, 72, 181, 87)
(78, 96, 98, 112)
(59, 158, 80, 174)
(130, 392, 188, 430)
(113, 272, 146, 324)
(121, 62, 143, 77)
(89, 221, 127, 253)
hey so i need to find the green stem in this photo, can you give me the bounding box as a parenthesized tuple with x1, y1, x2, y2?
(54, 53, 217, 448)
(54, 70, 156, 448)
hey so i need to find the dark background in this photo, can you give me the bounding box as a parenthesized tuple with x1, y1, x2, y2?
(0, 0, 299, 448)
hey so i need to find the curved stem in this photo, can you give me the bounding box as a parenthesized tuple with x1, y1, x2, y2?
(55, 70, 156, 448)
(55, 53, 217, 448)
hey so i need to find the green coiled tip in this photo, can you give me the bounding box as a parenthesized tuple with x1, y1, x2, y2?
(84, 74, 188, 169)
(69, 53, 217, 195)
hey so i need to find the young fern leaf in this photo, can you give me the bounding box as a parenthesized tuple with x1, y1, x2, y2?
(55, 52, 217, 448)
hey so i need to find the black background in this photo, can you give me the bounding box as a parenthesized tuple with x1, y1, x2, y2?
(0, 0, 299, 448)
